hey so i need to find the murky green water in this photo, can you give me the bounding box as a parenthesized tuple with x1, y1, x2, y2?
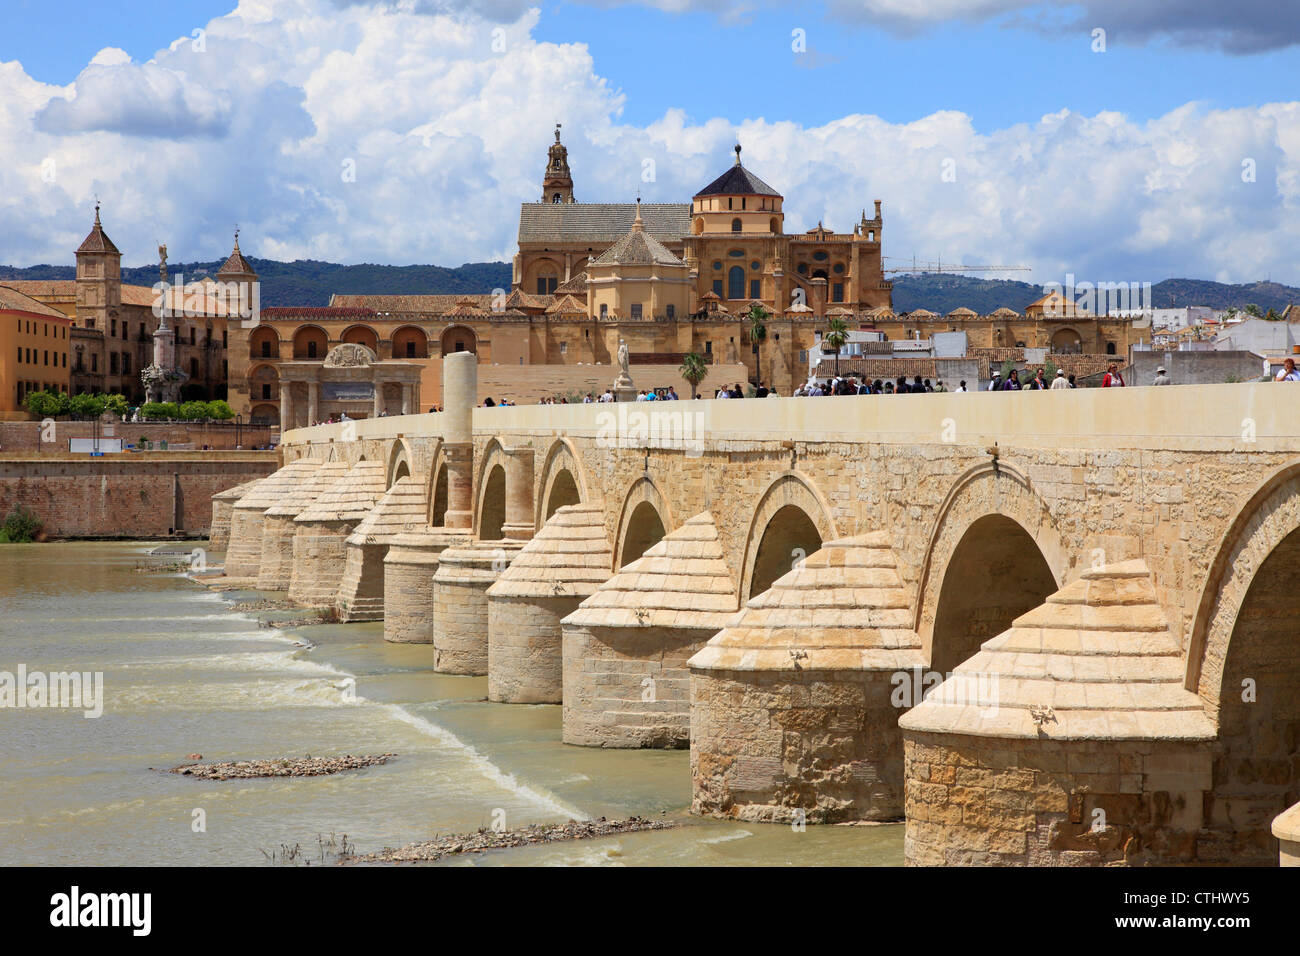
(0, 542, 903, 866)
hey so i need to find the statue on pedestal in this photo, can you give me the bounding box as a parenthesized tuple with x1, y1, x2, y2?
(613, 338, 636, 402)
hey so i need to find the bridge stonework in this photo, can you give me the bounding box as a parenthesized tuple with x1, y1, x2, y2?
(213, 356, 1300, 866)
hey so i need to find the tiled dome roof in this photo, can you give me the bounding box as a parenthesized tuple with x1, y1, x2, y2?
(295, 460, 387, 524)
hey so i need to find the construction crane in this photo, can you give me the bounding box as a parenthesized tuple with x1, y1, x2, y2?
(883, 255, 1031, 276)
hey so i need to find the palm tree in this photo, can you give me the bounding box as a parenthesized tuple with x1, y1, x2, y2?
(679, 351, 709, 400)
(1245, 303, 1264, 318)
(745, 303, 768, 385)
(823, 317, 849, 378)
(1265, 308, 1281, 321)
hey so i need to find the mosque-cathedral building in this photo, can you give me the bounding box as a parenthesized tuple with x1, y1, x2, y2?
(5, 127, 1144, 424)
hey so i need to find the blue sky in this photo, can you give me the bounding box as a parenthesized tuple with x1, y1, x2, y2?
(8, 1, 1295, 131)
(1, 1, 1298, 285)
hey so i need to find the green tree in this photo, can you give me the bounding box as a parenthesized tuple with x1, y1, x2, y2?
(104, 393, 129, 417)
(823, 317, 849, 378)
(141, 402, 179, 420)
(1265, 308, 1281, 321)
(24, 389, 65, 418)
(1245, 303, 1263, 318)
(179, 400, 211, 421)
(68, 393, 106, 419)
(206, 399, 235, 420)
(1044, 358, 1058, 383)
(745, 303, 769, 385)
(678, 352, 709, 400)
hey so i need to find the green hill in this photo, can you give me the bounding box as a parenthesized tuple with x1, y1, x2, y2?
(2, 259, 1295, 314)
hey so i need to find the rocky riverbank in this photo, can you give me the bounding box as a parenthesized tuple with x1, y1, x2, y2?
(346, 816, 677, 863)
(165, 754, 396, 780)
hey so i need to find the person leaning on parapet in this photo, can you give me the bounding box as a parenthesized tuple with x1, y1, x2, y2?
(955, 380, 968, 392)
(1003, 369, 1022, 390)
(1276, 358, 1300, 381)
(1153, 366, 1172, 386)
(1102, 363, 1125, 387)
(1050, 369, 1070, 390)
(988, 372, 1002, 391)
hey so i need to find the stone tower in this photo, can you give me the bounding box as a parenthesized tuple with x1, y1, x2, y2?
(216, 230, 259, 319)
(541, 123, 575, 204)
(74, 203, 121, 332)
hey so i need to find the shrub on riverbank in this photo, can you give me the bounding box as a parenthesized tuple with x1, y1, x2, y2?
(140, 400, 235, 421)
(0, 505, 43, 543)
(23, 390, 129, 420)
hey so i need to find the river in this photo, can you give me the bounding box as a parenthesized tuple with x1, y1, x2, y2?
(0, 541, 903, 866)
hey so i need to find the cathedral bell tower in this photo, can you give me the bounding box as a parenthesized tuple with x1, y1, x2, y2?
(541, 123, 575, 204)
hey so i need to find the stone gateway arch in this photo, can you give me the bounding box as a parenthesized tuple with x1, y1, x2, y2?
(212, 351, 1300, 866)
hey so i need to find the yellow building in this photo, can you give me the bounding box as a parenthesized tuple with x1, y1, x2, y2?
(6, 207, 233, 403)
(0, 286, 72, 419)
(226, 129, 1146, 417)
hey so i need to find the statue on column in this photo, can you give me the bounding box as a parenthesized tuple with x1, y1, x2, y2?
(141, 242, 187, 404)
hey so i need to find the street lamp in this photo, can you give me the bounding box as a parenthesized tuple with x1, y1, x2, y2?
(235, 413, 243, 449)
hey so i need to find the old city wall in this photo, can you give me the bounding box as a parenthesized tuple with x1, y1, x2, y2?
(0, 420, 276, 452)
(0, 452, 278, 537)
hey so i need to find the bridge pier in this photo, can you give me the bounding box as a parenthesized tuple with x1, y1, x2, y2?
(899, 561, 1216, 866)
(287, 459, 386, 606)
(689, 532, 924, 823)
(562, 512, 737, 749)
(486, 503, 613, 703)
(257, 458, 348, 590)
(382, 529, 470, 643)
(209, 479, 260, 553)
(1275, 803, 1300, 866)
(432, 540, 525, 674)
(225, 459, 321, 581)
(337, 473, 428, 621)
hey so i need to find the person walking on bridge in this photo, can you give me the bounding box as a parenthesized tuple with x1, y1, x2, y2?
(1103, 363, 1125, 387)
(1050, 369, 1070, 390)
(1153, 366, 1171, 386)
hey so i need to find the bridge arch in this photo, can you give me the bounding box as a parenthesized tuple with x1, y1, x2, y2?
(738, 471, 837, 603)
(915, 463, 1068, 673)
(385, 438, 413, 489)
(614, 476, 673, 570)
(1185, 458, 1300, 862)
(425, 439, 448, 527)
(474, 438, 509, 541)
(536, 438, 589, 527)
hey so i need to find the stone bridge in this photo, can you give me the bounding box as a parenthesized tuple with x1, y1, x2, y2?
(213, 352, 1300, 866)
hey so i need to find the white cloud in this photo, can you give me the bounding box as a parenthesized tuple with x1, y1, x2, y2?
(0, 0, 1298, 288)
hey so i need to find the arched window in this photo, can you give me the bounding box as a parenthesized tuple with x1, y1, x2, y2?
(728, 265, 745, 300)
(731, 218, 742, 233)
(552, 193, 561, 203)
(1106, 341, 1117, 355)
